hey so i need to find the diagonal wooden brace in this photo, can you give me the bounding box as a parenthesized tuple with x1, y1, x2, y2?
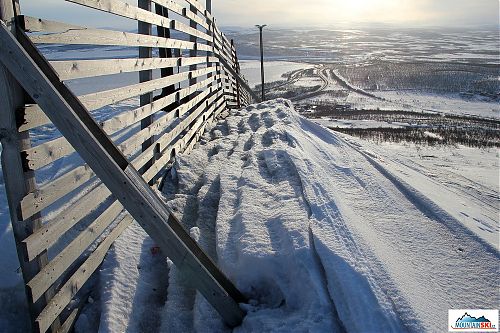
(0, 21, 246, 328)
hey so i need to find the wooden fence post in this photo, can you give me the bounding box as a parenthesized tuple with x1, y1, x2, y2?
(189, 4, 198, 86)
(231, 39, 241, 108)
(0, 1, 59, 331)
(138, 0, 154, 174)
(155, 3, 177, 109)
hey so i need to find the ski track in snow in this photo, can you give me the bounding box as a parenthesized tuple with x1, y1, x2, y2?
(93, 99, 498, 333)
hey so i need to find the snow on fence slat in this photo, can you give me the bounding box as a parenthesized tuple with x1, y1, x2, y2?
(0, 0, 254, 331)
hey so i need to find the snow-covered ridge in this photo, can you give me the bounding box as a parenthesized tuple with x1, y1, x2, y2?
(95, 99, 498, 333)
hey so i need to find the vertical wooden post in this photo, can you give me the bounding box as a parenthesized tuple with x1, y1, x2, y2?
(155, 3, 176, 109)
(189, 5, 198, 87)
(138, 0, 154, 174)
(0, 1, 59, 331)
(231, 39, 241, 108)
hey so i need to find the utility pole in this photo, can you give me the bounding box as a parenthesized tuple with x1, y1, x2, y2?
(255, 24, 266, 101)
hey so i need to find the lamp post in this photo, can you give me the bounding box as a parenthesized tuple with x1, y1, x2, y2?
(255, 24, 266, 101)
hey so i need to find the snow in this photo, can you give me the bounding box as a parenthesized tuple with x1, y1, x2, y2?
(374, 91, 500, 119)
(239, 61, 314, 88)
(85, 99, 498, 332)
(0, 97, 498, 332)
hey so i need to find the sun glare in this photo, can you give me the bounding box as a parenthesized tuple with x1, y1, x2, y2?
(343, 0, 373, 12)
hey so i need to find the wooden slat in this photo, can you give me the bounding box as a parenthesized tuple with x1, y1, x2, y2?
(18, 103, 50, 132)
(55, 308, 78, 333)
(182, 6, 209, 30)
(79, 66, 215, 111)
(35, 215, 133, 333)
(22, 185, 111, 261)
(28, 24, 211, 52)
(67, 0, 211, 42)
(50, 56, 217, 80)
(22, 15, 83, 33)
(20, 165, 94, 219)
(23, 136, 73, 171)
(184, 0, 205, 16)
(151, 0, 184, 18)
(27, 201, 124, 302)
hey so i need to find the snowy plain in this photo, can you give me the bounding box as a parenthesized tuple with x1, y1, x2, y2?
(239, 61, 314, 88)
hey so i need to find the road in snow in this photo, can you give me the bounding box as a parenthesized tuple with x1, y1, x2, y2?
(90, 99, 498, 333)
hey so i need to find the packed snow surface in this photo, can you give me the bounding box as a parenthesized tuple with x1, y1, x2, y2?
(93, 99, 498, 333)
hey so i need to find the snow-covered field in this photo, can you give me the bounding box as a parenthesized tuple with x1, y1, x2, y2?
(63, 99, 498, 332)
(239, 61, 314, 87)
(374, 91, 500, 119)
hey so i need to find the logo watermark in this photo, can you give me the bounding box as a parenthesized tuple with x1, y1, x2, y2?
(449, 310, 498, 332)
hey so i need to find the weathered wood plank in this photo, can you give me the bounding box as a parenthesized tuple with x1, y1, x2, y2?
(28, 25, 211, 52)
(182, 5, 209, 30)
(151, 0, 184, 18)
(27, 201, 124, 302)
(20, 165, 94, 220)
(22, 184, 111, 261)
(184, 0, 205, 15)
(67, 0, 211, 41)
(35, 215, 133, 333)
(50, 56, 218, 80)
(23, 136, 73, 171)
(79, 66, 215, 111)
(22, 15, 83, 33)
(18, 103, 50, 132)
(55, 308, 78, 333)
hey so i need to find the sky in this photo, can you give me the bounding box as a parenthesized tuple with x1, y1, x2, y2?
(18, 0, 500, 29)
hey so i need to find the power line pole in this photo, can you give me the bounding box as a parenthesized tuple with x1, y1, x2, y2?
(255, 24, 266, 101)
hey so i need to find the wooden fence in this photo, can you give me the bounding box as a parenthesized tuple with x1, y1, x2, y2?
(0, 0, 257, 332)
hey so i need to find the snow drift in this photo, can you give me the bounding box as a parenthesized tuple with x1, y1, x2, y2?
(91, 99, 498, 333)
